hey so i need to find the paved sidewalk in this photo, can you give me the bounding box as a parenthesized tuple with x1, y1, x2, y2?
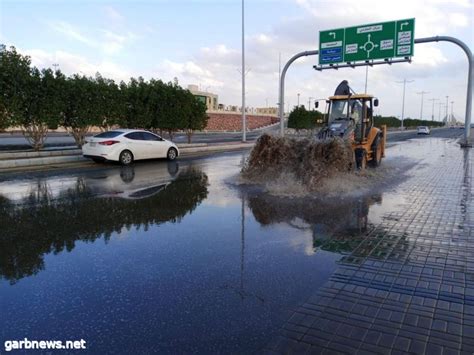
(265, 141, 474, 354)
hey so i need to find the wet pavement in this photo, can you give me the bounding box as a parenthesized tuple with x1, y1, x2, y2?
(266, 138, 474, 354)
(0, 133, 468, 353)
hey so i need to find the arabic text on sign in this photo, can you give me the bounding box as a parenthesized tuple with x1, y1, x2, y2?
(357, 25, 383, 34)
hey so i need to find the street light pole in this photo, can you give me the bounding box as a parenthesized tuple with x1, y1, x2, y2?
(308, 97, 314, 110)
(451, 101, 455, 122)
(428, 98, 438, 121)
(416, 91, 429, 120)
(395, 79, 414, 130)
(445, 96, 449, 125)
(241, 0, 246, 142)
(297, 93, 300, 107)
(364, 66, 369, 93)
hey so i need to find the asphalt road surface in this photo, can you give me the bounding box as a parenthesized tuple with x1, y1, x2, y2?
(0, 126, 464, 151)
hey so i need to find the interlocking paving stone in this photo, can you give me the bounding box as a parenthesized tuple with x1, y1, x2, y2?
(264, 141, 474, 353)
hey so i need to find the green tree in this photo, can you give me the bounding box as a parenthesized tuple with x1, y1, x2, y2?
(62, 74, 101, 147)
(158, 81, 184, 140)
(0, 45, 31, 130)
(120, 77, 154, 130)
(183, 92, 208, 143)
(288, 106, 315, 131)
(96, 74, 123, 131)
(0, 46, 62, 149)
(18, 68, 62, 150)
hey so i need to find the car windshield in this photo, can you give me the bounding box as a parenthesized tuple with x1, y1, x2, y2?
(94, 131, 123, 138)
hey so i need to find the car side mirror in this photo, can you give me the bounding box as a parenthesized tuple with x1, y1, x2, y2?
(314, 101, 319, 109)
(374, 99, 379, 107)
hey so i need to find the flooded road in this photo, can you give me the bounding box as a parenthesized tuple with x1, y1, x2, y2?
(0, 136, 461, 353)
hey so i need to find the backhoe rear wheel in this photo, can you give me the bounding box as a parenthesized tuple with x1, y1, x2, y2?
(369, 137, 383, 167)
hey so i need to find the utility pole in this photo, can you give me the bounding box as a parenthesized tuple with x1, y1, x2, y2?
(52, 63, 59, 72)
(395, 79, 414, 130)
(297, 93, 300, 107)
(445, 96, 449, 125)
(241, 0, 246, 142)
(416, 91, 429, 120)
(428, 98, 439, 121)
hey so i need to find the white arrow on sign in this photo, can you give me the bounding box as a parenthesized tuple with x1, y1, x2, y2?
(359, 34, 379, 58)
(329, 32, 336, 39)
(400, 22, 409, 30)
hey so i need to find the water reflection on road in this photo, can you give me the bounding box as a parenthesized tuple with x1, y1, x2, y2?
(0, 151, 409, 353)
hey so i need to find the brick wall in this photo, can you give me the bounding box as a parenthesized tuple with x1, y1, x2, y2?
(205, 113, 279, 131)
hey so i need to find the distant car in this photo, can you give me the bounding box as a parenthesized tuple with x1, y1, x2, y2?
(82, 129, 179, 165)
(417, 126, 430, 135)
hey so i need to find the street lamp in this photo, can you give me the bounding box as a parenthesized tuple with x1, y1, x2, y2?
(241, 0, 246, 142)
(451, 101, 455, 123)
(416, 91, 429, 120)
(395, 79, 414, 130)
(428, 98, 439, 121)
(445, 96, 449, 125)
(297, 93, 300, 107)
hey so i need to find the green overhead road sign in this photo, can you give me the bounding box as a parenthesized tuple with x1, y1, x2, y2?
(319, 19, 415, 65)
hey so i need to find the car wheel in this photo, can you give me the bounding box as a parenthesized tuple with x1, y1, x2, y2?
(167, 148, 178, 161)
(119, 150, 134, 166)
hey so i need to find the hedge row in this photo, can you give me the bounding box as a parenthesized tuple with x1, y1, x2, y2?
(0, 45, 208, 149)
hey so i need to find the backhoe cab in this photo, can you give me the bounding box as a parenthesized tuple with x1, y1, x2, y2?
(317, 81, 386, 169)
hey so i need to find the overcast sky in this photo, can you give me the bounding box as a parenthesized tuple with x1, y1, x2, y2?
(1, 0, 472, 120)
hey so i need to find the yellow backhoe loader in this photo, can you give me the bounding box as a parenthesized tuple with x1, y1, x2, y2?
(316, 80, 386, 169)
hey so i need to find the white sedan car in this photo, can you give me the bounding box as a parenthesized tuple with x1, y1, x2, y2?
(82, 129, 179, 165)
(417, 126, 431, 135)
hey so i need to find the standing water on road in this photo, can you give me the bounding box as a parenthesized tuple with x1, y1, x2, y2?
(0, 137, 458, 353)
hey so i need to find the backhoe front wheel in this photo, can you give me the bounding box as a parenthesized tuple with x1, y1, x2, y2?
(369, 138, 383, 167)
(355, 148, 367, 170)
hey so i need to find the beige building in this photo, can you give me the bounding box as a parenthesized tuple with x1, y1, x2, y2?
(188, 85, 219, 111)
(256, 107, 278, 116)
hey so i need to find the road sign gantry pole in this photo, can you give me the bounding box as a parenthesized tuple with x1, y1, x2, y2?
(414, 36, 472, 145)
(279, 50, 319, 136)
(279, 36, 473, 146)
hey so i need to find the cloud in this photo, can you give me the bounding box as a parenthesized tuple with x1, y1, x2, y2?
(20, 47, 133, 82)
(49, 21, 96, 46)
(48, 20, 138, 56)
(102, 30, 138, 55)
(104, 6, 124, 22)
